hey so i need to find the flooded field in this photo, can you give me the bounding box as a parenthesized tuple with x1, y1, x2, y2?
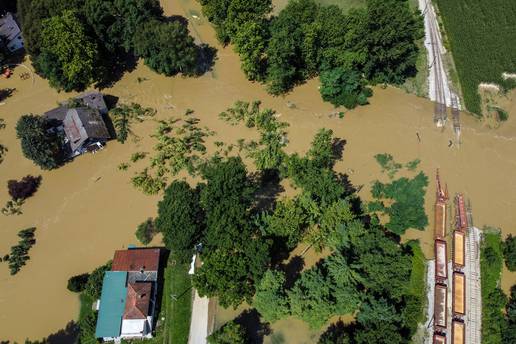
(1, 0, 515, 341)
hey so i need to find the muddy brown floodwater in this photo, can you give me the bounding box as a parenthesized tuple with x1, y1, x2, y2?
(0, 0, 515, 341)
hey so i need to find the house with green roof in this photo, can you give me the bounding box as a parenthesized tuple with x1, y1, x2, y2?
(95, 248, 161, 342)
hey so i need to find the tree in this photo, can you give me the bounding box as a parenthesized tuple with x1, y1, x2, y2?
(16, 114, 63, 170)
(207, 321, 247, 344)
(193, 157, 270, 308)
(504, 234, 516, 271)
(17, 0, 84, 56)
(67, 273, 90, 293)
(253, 269, 290, 322)
(362, 0, 424, 84)
(134, 20, 198, 76)
(135, 218, 156, 245)
(224, 0, 271, 41)
(7, 175, 42, 200)
(370, 172, 429, 235)
(319, 67, 372, 108)
(233, 20, 269, 81)
(287, 265, 335, 329)
(155, 181, 203, 263)
(259, 198, 307, 249)
(83, 0, 163, 53)
(36, 10, 100, 91)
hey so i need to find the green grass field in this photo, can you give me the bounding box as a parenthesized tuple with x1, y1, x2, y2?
(480, 229, 506, 344)
(164, 263, 193, 344)
(434, 0, 516, 115)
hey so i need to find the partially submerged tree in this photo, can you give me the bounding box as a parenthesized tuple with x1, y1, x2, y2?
(16, 114, 63, 170)
(155, 181, 203, 263)
(207, 321, 247, 344)
(504, 234, 516, 271)
(7, 175, 42, 201)
(319, 67, 372, 109)
(134, 20, 199, 76)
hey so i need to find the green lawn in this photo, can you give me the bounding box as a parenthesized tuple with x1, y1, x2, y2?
(162, 262, 193, 344)
(434, 0, 516, 115)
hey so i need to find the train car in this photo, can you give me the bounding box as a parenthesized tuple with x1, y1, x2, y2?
(453, 231, 465, 268)
(452, 320, 465, 344)
(433, 333, 446, 344)
(453, 272, 466, 316)
(456, 194, 468, 230)
(435, 201, 447, 239)
(435, 239, 448, 281)
(434, 284, 448, 330)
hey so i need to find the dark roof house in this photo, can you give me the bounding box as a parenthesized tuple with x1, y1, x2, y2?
(44, 92, 111, 157)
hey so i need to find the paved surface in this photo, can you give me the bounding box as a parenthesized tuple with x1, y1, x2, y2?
(188, 290, 210, 344)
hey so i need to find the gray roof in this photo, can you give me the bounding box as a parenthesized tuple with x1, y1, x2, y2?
(44, 92, 108, 121)
(80, 91, 108, 115)
(63, 108, 110, 152)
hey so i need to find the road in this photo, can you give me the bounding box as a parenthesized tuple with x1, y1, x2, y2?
(188, 290, 210, 344)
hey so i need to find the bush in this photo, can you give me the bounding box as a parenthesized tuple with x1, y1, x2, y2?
(504, 234, 516, 271)
(67, 273, 90, 293)
(135, 218, 156, 245)
(208, 321, 247, 344)
(319, 67, 372, 109)
(84, 261, 112, 299)
(7, 175, 42, 200)
(7, 227, 37, 275)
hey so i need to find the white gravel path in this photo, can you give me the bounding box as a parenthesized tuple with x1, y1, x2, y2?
(188, 290, 210, 344)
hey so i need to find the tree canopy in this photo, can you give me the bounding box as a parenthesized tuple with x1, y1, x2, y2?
(36, 10, 99, 91)
(134, 20, 199, 76)
(16, 114, 63, 170)
(504, 234, 516, 271)
(193, 157, 271, 308)
(155, 181, 203, 263)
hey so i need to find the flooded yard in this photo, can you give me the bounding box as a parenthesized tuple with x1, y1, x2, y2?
(0, 0, 515, 341)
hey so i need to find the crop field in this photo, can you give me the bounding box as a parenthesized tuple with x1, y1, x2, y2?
(434, 0, 516, 115)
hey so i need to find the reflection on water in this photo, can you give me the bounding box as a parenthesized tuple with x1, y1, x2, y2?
(0, 0, 514, 341)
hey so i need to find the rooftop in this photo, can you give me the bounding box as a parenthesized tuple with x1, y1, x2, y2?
(112, 248, 160, 272)
(95, 271, 128, 338)
(123, 282, 152, 320)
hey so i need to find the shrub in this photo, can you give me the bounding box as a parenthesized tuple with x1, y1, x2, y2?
(504, 234, 516, 271)
(135, 218, 156, 245)
(7, 227, 36, 275)
(208, 321, 247, 344)
(67, 273, 90, 293)
(7, 175, 42, 200)
(84, 262, 112, 299)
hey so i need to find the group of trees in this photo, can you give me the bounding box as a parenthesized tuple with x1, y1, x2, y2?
(199, 0, 423, 108)
(1, 227, 36, 275)
(17, 0, 213, 91)
(504, 234, 516, 271)
(7, 175, 41, 200)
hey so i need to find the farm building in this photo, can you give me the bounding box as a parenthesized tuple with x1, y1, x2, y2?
(434, 284, 448, 330)
(435, 239, 448, 282)
(453, 272, 466, 316)
(95, 248, 161, 341)
(452, 320, 465, 344)
(45, 92, 111, 158)
(453, 231, 465, 268)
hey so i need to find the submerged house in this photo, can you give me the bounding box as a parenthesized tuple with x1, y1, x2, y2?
(44, 92, 111, 158)
(96, 248, 161, 342)
(0, 12, 24, 52)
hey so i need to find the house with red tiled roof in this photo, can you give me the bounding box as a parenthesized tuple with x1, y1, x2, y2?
(96, 247, 161, 342)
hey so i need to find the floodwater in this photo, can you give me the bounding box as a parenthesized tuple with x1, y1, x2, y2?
(1, 0, 515, 341)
